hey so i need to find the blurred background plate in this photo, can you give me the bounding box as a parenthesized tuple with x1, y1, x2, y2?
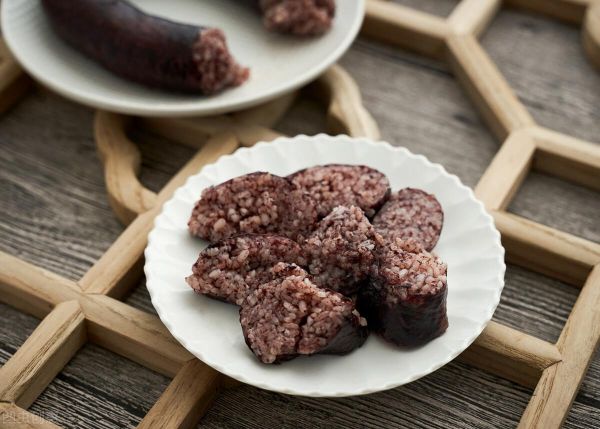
(1, 0, 364, 116)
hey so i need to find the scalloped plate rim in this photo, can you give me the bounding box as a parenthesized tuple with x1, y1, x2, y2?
(144, 134, 506, 397)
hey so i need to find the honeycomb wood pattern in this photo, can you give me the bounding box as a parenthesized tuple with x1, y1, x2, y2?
(1, 1, 599, 428)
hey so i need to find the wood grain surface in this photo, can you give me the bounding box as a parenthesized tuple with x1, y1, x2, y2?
(1, 3, 600, 428)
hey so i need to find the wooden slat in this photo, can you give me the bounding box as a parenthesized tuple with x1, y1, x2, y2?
(95, 111, 158, 225)
(0, 252, 80, 319)
(0, 38, 32, 116)
(80, 132, 239, 298)
(519, 264, 600, 428)
(362, 0, 449, 59)
(494, 211, 600, 287)
(531, 126, 600, 192)
(447, 0, 502, 37)
(474, 130, 536, 211)
(0, 403, 61, 429)
(0, 301, 86, 408)
(446, 35, 536, 141)
(80, 294, 193, 378)
(506, 0, 591, 25)
(584, 2, 600, 71)
(138, 359, 222, 429)
(459, 321, 561, 388)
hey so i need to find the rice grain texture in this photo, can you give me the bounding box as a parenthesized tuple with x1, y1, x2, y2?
(186, 234, 305, 305)
(289, 164, 390, 219)
(305, 205, 384, 296)
(240, 263, 368, 363)
(373, 188, 443, 251)
(188, 172, 318, 243)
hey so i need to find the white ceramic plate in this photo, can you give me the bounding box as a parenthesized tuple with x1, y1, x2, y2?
(144, 135, 505, 397)
(1, 0, 364, 117)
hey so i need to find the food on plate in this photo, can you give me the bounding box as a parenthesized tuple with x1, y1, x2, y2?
(304, 205, 383, 296)
(289, 164, 390, 218)
(358, 237, 448, 347)
(373, 188, 443, 251)
(257, 0, 336, 36)
(186, 165, 449, 363)
(41, 0, 337, 94)
(186, 234, 305, 305)
(41, 0, 248, 94)
(188, 172, 318, 243)
(239, 263, 368, 363)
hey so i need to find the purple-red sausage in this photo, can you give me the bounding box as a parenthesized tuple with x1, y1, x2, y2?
(41, 0, 248, 94)
(358, 238, 448, 347)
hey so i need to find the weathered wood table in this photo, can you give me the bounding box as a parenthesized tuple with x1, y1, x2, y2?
(1, 0, 599, 427)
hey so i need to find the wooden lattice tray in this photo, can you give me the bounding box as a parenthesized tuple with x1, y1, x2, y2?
(1, 1, 600, 428)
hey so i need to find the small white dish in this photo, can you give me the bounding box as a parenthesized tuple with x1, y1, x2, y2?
(144, 135, 505, 397)
(1, 0, 364, 117)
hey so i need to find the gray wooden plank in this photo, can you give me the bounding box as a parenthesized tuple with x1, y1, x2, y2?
(495, 264, 578, 344)
(482, 9, 600, 144)
(131, 127, 195, 194)
(124, 276, 157, 317)
(564, 402, 600, 429)
(340, 40, 499, 189)
(0, 303, 39, 367)
(0, 91, 123, 281)
(579, 350, 600, 408)
(28, 344, 170, 429)
(508, 171, 600, 244)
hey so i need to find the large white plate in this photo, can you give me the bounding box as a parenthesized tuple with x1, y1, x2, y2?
(144, 135, 505, 397)
(1, 0, 364, 117)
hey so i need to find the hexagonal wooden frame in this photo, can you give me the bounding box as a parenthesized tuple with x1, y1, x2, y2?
(1, 1, 600, 427)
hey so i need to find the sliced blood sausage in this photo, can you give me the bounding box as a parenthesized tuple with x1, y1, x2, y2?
(358, 238, 448, 347)
(188, 172, 318, 243)
(186, 234, 306, 305)
(240, 263, 368, 364)
(304, 205, 383, 296)
(41, 0, 248, 94)
(373, 188, 443, 251)
(289, 164, 391, 219)
(257, 0, 336, 36)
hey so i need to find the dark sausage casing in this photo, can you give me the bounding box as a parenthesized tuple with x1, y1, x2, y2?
(41, 0, 248, 94)
(358, 238, 448, 347)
